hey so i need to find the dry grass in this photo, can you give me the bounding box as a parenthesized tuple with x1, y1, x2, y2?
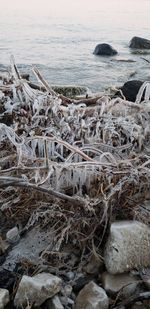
(0, 57, 149, 270)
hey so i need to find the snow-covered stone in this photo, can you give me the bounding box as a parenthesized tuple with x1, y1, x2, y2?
(75, 281, 109, 309)
(14, 272, 62, 307)
(0, 289, 9, 309)
(104, 221, 150, 274)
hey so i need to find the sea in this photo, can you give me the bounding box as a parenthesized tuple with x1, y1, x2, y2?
(0, 0, 150, 92)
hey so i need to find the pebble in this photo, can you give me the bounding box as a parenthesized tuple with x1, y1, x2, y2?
(6, 227, 20, 244)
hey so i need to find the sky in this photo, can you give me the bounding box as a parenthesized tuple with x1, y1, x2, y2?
(0, 0, 145, 13)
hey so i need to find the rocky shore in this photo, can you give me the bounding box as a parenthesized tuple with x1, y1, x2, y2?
(0, 57, 150, 308)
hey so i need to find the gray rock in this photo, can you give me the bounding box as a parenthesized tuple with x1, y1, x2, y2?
(104, 221, 150, 274)
(140, 268, 150, 290)
(14, 272, 62, 308)
(93, 43, 118, 56)
(47, 295, 64, 309)
(60, 296, 74, 307)
(61, 284, 72, 297)
(75, 281, 109, 309)
(6, 227, 20, 244)
(130, 36, 150, 49)
(0, 289, 9, 309)
(66, 271, 75, 281)
(101, 272, 138, 298)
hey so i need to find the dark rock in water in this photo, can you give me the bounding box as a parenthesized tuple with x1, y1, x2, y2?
(120, 80, 143, 102)
(93, 43, 118, 56)
(129, 36, 150, 49)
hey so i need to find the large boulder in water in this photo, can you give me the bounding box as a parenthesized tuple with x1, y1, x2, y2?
(129, 36, 150, 49)
(93, 43, 118, 56)
(120, 80, 143, 102)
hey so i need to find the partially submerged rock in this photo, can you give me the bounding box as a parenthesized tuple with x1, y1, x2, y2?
(104, 221, 150, 274)
(52, 85, 89, 98)
(0, 288, 9, 309)
(14, 272, 62, 307)
(129, 36, 150, 49)
(75, 281, 109, 309)
(93, 43, 118, 56)
(101, 272, 138, 298)
(120, 80, 143, 102)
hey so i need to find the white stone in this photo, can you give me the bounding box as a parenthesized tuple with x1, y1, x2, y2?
(104, 221, 150, 274)
(6, 227, 20, 244)
(102, 272, 138, 298)
(0, 289, 9, 309)
(75, 281, 109, 309)
(14, 272, 62, 308)
(47, 295, 64, 309)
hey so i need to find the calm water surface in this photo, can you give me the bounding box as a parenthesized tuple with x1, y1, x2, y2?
(0, 0, 150, 92)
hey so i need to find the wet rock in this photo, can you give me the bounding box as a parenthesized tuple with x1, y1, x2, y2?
(6, 227, 20, 244)
(93, 43, 118, 56)
(14, 272, 62, 308)
(129, 37, 150, 49)
(53, 86, 89, 98)
(21, 73, 30, 81)
(47, 295, 64, 309)
(101, 272, 138, 298)
(75, 281, 109, 309)
(0, 288, 9, 309)
(120, 80, 143, 102)
(104, 221, 150, 274)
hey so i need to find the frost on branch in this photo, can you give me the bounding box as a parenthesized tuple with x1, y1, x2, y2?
(0, 58, 149, 268)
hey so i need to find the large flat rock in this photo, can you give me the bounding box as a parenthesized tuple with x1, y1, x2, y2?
(104, 221, 150, 274)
